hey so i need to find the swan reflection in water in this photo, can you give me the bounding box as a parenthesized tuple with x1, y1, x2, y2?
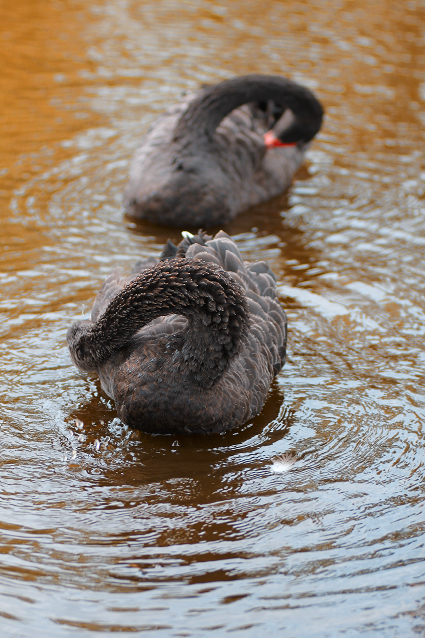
(67, 232, 287, 435)
(124, 74, 323, 227)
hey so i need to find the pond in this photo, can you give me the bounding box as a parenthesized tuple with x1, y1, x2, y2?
(0, 0, 424, 635)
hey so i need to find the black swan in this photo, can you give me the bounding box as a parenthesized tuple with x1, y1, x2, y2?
(124, 74, 323, 228)
(67, 231, 287, 434)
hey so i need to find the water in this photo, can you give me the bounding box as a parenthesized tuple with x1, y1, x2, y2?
(0, 0, 424, 635)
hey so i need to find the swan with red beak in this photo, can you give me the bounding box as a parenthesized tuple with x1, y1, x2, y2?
(124, 74, 323, 228)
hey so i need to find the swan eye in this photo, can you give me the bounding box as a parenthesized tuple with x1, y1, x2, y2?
(76, 344, 85, 360)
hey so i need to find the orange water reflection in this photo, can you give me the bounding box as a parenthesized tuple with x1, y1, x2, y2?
(0, 0, 424, 635)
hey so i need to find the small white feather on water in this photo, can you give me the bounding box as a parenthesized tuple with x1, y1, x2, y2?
(271, 453, 297, 473)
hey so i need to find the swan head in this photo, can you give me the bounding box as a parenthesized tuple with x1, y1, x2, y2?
(67, 319, 107, 373)
(264, 107, 317, 150)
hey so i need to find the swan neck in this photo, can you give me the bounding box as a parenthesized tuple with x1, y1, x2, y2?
(173, 74, 323, 145)
(69, 259, 249, 384)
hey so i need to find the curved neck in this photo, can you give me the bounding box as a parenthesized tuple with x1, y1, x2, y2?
(71, 259, 249, 385)
(173, 74, 323, 146)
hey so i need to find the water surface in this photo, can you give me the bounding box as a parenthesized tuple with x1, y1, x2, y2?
(0, 0, 425, 635)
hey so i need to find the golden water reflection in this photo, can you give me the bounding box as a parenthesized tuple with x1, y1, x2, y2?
(0, 0, 424, 635)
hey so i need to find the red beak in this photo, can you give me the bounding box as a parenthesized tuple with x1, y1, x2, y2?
(264, 131, 297, 149)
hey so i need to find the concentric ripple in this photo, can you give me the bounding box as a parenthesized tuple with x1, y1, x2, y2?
(0, 0, 424, 636)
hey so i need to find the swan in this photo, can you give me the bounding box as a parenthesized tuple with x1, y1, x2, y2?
(124, 74, 323, 228)
(67, 231, 287, 434)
